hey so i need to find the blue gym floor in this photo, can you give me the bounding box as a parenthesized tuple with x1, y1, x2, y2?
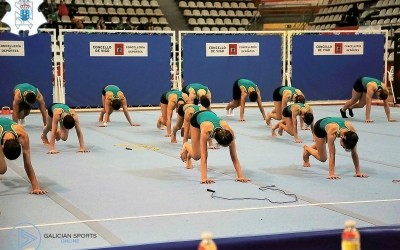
(0, 105, 399, 250)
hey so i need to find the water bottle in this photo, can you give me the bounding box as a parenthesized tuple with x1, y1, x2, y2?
(341, 220, 361, 250)
(198, 232, 217, 250)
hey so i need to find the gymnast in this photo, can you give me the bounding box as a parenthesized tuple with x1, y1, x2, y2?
(0, 117, 47, 194)
(302, 117, 368, 179)
(180, 110, 250, 184)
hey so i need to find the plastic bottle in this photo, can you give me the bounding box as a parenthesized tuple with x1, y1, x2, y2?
(341, 220, 361, 250)
(198, 232, 217, 250)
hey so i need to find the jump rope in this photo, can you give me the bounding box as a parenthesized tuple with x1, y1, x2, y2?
(206, 185, 298, 204)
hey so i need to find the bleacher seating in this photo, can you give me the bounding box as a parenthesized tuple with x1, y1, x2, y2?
(178, 0, 259, 31)
(308, 0, 398, 63)
(53, 0, 168, 30)
(39, 0, 261, 32)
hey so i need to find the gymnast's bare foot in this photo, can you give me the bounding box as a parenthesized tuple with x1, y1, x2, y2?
(185, 159, 193, 169)
(41, 134, 49, 144)
(180, 146, 188, 162)
(157, 119, 165, 130)
(170, 132, 177, 143)
(303, 145, 311, 167)
(265, 114, 271, 126)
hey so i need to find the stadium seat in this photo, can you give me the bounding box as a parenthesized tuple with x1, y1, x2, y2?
(142, 0, 151, 8)
(158, 17, 168, 25)
(117, 7, 126, 15)
(188, 18, 197, 26)
(97, 7, 107, 15)
(140, 16, 149, 24)
(122, 0, 131, 7)
(205, 2, 213, 9)
(113, 0, 123, 7)
(179, 1, 188, 9)
(132, 0, 141, 7)
(78, 7, 88, 15)
(183, 9, 193, 17)
(201, 9, 210, 17)
(192, 9, 201, 17)
(88, 7, 97, 15)
(126, 8, 135, 16)
(210, 9, 218, 17)
(197, 1, 205, 9)
(111, 16, 120, 24)
(222, 2, 231, 9)
(103, 0, 113, 6)
(91, 16, 99, 23)
(154, 8, 164, 16)
(197, 18, 206, 26)
(94, 0, 103, 6)
(150, 1, 159, 8)
(107, 7, 117, 15)
(206, 18, 215, 26)
(136, 8, 145, 16)
(145, 8, 154, 16)
(85, 0, 94, 5)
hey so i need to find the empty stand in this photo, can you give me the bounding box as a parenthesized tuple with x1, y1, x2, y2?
(178, 0, 256, 31)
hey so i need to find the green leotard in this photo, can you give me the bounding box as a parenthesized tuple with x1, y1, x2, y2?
(196, 111, 223, 138)
(361, 77, 383, 91)
(0, 117, 18, 141)
(167, 90, 185, 102)
(14, 83, 38, 103)
(184, 104, 201, 114)
(238, 79, 258, 92)
(104, 85, 121, 99)
(279, 86, 297, 95)
(51, 103, 71, 114)
(185, 83, 209, 96)
(320, 117, 350, 137)
(284, 103, 308, 116)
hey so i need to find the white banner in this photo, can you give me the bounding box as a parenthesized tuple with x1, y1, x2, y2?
(206, 42, 260, 57)
(90, 42, 148, 57)
(313, 41, 364, 55)
(0, 41, 25, 56)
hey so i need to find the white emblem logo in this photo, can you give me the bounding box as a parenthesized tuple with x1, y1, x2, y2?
(3, 0, 47, 36)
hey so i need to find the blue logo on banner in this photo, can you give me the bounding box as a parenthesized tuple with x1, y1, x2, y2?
(2, 0, 47, 35)
(15, 0, 33, 29)
(20, 9, 30, 22)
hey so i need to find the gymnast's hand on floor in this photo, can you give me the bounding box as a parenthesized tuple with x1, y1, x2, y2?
(78, 148, 90, 153)
(236, 177, 251, 183)
(48, 149, 59, 154)
(327, 175, 341, 180)
(294, 138, 303, 143)
(31, 188, 48, 195)
(354, 173, 369, 178)
(364, 119, 374, 123)
(201, 178, 215, 184)
(130, 122, 140, 126)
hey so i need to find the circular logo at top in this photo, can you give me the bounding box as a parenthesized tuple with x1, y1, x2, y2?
(2, 0, 47, 36)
